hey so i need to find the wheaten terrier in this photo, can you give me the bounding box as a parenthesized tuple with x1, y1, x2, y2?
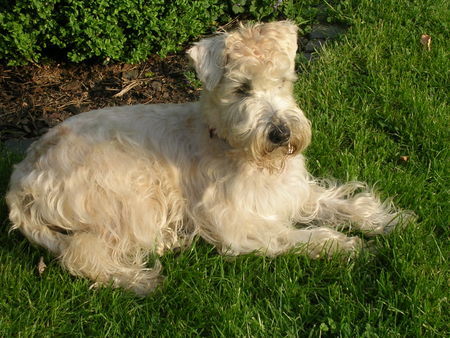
(7, 21, 411, 296)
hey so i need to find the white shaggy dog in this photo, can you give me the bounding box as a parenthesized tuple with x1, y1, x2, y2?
(7, 21, 409, 296)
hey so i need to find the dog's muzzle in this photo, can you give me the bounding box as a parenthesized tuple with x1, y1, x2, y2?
(268, 123, 290, 145)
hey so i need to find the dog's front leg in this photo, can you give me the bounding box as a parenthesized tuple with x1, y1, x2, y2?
(204, 216, 362, 258)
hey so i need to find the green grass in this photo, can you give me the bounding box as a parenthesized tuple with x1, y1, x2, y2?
(1, 0, 448, 336)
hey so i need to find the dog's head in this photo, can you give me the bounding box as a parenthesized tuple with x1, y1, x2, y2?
(188, 21, 311, 169)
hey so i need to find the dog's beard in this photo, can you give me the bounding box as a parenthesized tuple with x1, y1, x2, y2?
(223, 111, 311, 171)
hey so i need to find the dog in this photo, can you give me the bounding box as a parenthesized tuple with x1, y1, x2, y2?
(6, 21, 411, 296)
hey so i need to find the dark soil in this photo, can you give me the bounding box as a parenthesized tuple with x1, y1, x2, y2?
(0, 55, 201, 141)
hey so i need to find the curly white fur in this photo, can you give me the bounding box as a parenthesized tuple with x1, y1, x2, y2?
(6, 21, 411, 296)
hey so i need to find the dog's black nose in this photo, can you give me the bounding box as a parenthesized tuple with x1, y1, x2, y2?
(268, 123, 290, 145)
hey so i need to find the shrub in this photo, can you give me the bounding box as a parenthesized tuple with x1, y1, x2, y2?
(0, 0, 320, 65)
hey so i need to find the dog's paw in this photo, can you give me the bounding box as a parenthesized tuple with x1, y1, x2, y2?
(305, 229, 363, 259)
(359, 210, 417, 237)
(383, 210, 417, 234)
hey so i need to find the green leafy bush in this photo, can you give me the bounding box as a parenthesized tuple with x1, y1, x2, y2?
(0, 0, 319, 65)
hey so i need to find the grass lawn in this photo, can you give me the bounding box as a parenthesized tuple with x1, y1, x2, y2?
(0, 0, 448, 336)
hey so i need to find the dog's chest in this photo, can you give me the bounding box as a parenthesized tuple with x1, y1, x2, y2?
(196, 156, 309, 221)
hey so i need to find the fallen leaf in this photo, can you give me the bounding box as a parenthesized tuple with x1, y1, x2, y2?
(420, 34, 432, 51)
(37, 256, 47, 276)
(400, 155, 409, 162)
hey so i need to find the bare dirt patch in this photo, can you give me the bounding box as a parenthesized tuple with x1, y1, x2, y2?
(0, 55, 200, 141)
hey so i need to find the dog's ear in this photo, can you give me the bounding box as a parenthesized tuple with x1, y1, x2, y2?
(187, 34, 227, 91)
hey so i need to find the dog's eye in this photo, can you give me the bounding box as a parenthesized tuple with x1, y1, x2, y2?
(235, 82, 251, 96)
